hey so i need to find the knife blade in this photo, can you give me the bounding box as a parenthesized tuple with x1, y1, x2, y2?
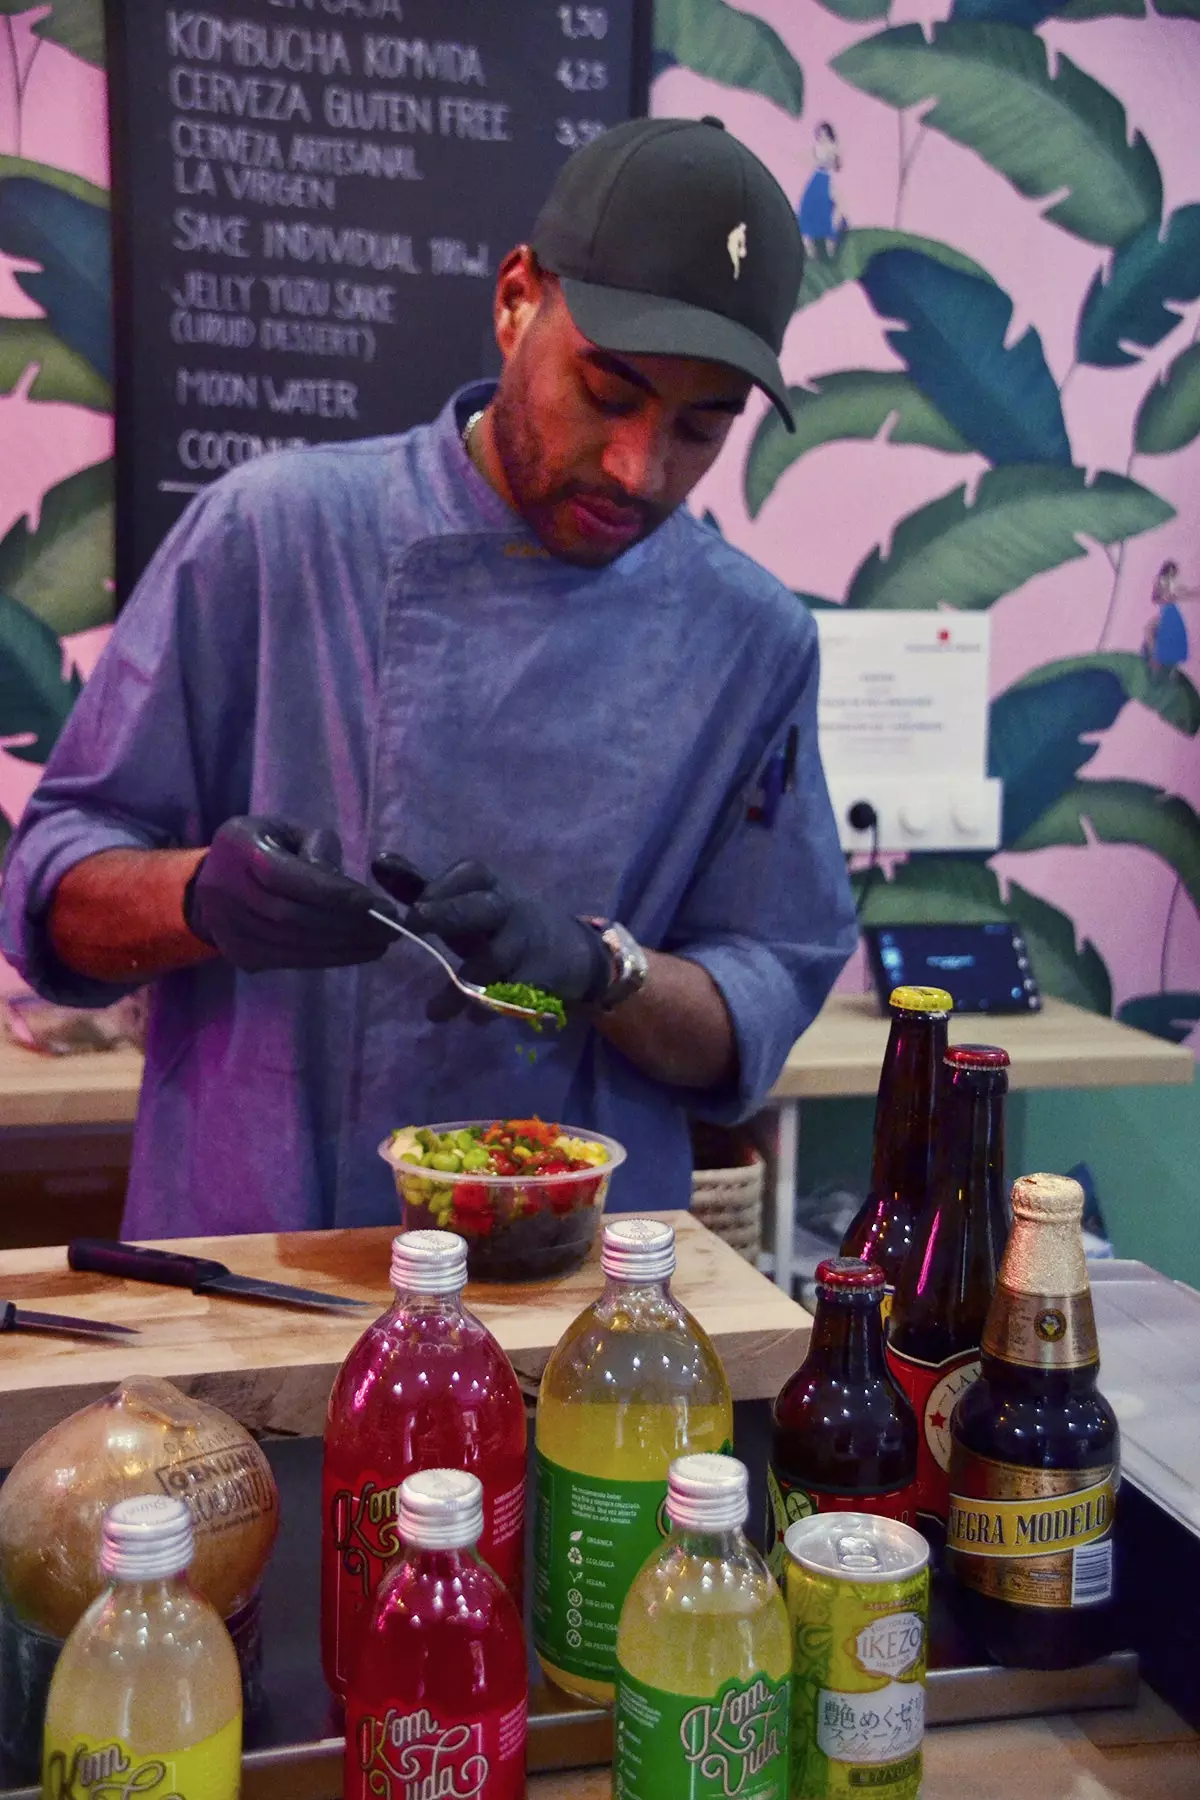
(68, 1240, 376, 1313)
(1, 1299, 139, 1341)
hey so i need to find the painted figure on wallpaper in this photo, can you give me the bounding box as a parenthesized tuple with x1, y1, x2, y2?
(654, 0, 1199, 1044)
(1143, 561, 1199, 675)
(797, 122, 845, 259)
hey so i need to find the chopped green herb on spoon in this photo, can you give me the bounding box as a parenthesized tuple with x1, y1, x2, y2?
(482, 983, 567, 1032)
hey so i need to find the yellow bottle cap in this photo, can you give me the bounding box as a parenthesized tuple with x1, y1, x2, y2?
(889, 985, 954, 1014)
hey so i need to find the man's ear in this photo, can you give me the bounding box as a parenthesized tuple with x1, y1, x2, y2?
(494, 246, 546, 361)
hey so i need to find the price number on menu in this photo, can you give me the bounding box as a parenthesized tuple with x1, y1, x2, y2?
(556, 57, 608, 93)
(558, 5, 608, 38)
(555, 118, 606, 150)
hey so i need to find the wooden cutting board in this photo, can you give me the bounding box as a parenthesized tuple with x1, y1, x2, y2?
(0, 1214, 810, 1466)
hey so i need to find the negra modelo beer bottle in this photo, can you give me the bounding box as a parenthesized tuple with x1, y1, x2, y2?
(886, 1045, 1011, 1539)
(841, 986, 953, 1308)
(945, 1174, 1119, 1669)
(765, 1259, 917, 1578)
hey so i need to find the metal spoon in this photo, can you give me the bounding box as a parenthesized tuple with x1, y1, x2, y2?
(367, 909, 560, 1025)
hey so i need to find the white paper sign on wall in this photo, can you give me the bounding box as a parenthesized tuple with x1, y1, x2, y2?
(814, 611, 990, 776)
(812, 611, 1001, 853)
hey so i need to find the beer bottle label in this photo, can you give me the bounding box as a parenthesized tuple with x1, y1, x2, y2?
(42, 1717, 241, 1798)
(344, 1697, 527, 1800)
(615, 1666, 789, 1800)
(886, 1346, 981, 1524)
(982, 1285, 1099, 1369)
(764, 1464, 917, 1580)
(946, 1452, 1116, 1610)
(532, 1453, 670, 1684)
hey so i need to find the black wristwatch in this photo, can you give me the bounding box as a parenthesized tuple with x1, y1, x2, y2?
(579, 917, 649, 1012)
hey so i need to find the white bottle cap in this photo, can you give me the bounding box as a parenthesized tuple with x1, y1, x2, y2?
(601, 1218, 675, 1283)
(101, 1495, 195, 1582)
(666, 1454, 748, 1532)
(398, 1469, 485, 1550)
(390, 1230, 468, 1295)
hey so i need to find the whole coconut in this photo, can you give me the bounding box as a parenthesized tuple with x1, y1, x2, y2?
(0, 1378, 279, 1638)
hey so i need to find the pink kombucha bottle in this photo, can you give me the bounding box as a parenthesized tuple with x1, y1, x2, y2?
(344, 1470, 527, 1800)
(321, 1231, 526, 1697)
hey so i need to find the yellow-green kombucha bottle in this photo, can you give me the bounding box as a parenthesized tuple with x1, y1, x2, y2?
(42, 1496, 241, 1798)
(534, 1219, 733, 1705)
(615, 1454, 791, 1800)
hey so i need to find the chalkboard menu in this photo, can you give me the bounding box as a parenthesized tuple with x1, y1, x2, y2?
(106, 0, 652, 599)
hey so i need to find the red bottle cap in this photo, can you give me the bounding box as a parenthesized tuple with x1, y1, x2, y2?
(945, 1044, 1011, 1069)
(815, 1257, 886, 1292)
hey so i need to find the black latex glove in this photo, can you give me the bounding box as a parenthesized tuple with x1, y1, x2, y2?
(185, 817, 398, 973)
(371, 854, 609, 1022)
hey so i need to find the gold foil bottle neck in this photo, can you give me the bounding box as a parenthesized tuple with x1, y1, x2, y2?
(1000, 1174, 1089, 1300)
(984, 1170, 1097, 1368)
(1011, 1173, 1085, 1225)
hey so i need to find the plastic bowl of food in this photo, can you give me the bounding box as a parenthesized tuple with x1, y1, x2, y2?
(379, 1119, 627, 1283)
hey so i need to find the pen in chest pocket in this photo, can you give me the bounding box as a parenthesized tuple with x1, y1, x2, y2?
(746, 725, 799, 828)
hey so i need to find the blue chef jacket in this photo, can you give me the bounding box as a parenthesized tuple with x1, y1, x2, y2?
(0, 385, 857, 1237)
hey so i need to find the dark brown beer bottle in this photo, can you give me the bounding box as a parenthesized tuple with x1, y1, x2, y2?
(840, 986, 953, 1307)
(886, 1044, 1011, 1538)
(945, 1174, 1119, 1669)
(765, 1258, 918, 1578)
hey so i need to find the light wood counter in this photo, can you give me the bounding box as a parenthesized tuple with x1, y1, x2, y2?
(0, 1033, 142, 1129)
(0, 1212, 811, 1466)
(772, 993, 1196, 1099)
(527, 1684, 1198, 1800)
(3, 994, 1191, 1133)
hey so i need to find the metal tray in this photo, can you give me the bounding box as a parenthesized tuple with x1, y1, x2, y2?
(0, 1412, 1142, 1797)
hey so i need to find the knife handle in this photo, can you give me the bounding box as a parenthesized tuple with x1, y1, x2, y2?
(0, 1302, 14, 1333)
(68, 1240, 228, 1292)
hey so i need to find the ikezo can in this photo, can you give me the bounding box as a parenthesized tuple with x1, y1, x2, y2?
(784, 1512, 930, 1799)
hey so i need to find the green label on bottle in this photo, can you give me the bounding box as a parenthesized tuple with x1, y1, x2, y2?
(615, 1666, 789, 1800)
(43, 1716, 241, 1798)
(532, 1453, 669, 1683)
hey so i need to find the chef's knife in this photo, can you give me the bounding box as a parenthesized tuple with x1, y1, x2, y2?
(1, 1299, 139, 1341)
(68, 1240, 375, 1313)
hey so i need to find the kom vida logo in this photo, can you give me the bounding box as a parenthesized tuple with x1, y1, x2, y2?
(355, 1708, 490, 1800)
(331, 1478, 404, 1593)
(43, 1741, 183, 1800)
(679, 1673, 788, 1796)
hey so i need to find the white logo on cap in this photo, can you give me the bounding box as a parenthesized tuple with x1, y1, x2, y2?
(727, 222, 748, 279)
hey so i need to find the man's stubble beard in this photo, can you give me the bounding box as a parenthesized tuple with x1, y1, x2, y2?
(491, 354, 671, 570)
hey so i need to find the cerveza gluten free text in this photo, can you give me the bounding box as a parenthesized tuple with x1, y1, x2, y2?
(167, 12, 512, 179)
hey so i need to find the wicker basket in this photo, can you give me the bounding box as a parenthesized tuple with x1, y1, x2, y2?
(689, 1124, 765, 1263)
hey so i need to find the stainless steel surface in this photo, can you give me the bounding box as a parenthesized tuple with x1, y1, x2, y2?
(368, 908, 558, 1023)
(0, 1652, 1132, 1798)
(925, 1650, 1140, 1725)
(1090, 1259, 1200, 1537)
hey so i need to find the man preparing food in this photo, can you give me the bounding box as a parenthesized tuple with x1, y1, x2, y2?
(0, 118, 856, 1237)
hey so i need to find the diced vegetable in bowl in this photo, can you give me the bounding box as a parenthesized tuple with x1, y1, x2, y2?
(379, 1119, 626, 1282)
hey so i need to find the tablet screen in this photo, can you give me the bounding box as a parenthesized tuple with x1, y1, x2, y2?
(865, 923, 1041, 1014)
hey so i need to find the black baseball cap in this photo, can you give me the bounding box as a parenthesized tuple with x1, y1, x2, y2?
(532, 117, 803, 431)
